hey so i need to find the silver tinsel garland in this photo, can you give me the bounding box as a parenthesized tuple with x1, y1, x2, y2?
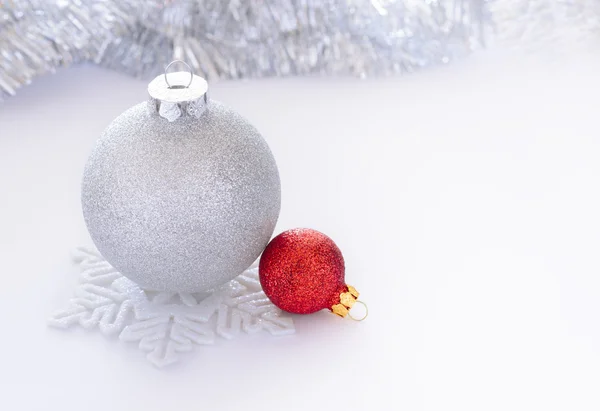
(1, 0, 599, 99)
(0, 0, 485, 99)
(490, 0, 600, 49)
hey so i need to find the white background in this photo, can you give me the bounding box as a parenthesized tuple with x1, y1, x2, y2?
(1, 51, 600, 410)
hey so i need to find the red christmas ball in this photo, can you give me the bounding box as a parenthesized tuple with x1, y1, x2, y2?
(259, 228, 352, 314)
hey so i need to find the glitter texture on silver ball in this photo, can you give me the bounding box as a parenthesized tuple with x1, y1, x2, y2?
(81, 88, 280, 292)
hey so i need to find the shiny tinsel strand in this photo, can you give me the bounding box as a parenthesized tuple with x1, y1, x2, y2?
(0, 0, 485, 99)
(490, 0, 600, 50)
(0, 0, 137, 97)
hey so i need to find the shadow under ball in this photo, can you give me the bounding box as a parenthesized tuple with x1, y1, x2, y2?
(81, 98, 281, 292)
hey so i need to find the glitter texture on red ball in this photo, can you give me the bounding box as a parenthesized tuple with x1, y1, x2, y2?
(259, 228, 348, 314)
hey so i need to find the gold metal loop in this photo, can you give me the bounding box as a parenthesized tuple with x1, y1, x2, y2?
(348, 300, 368, 321)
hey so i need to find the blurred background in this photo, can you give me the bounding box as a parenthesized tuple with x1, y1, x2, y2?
(1, 1, 600, 411)
(0, 0, 598, 97)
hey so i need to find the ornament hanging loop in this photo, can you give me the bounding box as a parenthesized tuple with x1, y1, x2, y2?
(164, 60, 194, 89)
(348, 300, 368, 322)
(149, 62, 208, 121)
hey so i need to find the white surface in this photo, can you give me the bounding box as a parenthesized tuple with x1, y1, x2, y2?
(1, 51, 600, 410)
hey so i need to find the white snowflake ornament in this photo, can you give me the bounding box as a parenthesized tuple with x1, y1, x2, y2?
(49, 247, 295, 367)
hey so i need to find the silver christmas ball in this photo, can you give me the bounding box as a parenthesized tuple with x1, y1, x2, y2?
(81, 70, 280, 292)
